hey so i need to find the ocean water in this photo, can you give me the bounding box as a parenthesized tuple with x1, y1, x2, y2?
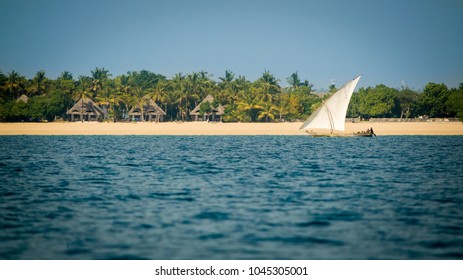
(0, 135, 462, 260)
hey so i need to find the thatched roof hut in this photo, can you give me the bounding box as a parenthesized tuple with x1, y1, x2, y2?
(128, 97, 166, 122)
(17, 94, 29, 103)
(66, 97, 105, 122)
(190, 94, 225, 122)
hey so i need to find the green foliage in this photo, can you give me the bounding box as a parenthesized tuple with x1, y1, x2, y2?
(28, 90, 74, 121)
(127, 70, 166, 90)
(27, 70, 49, 96)
(0, 71, 6, 86)
(55, 71, 75, 96)
(199, 101, 212, 117)
(2, 71, 27, 99)
(329, 84, 337, 93)
(0, 68, 461, 122)
(417, 83, 450, 117)
(393, 88, 419, 118)
(286, 72, 301, 89)
(258, 102, 277, 122)
(236, 88, 263, 122)
(8, 100, 29, 121)
(348, 85, 399, 118)
(446, 83, 463, 121)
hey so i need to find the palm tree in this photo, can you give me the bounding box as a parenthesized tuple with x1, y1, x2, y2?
(149, 80, 167, 103)
(60, 71, 73, 81)
(171, 73, 186, 121)
(132, 87, 150, 122)
(3, 71, 24, 98)
(274, 93, 290, 121)
(74, 76, 92, 99)
(163, 84, 179, 121)
(258, 101, 277, 122)
(198, 71, 216, 98)
(198, 71, 211, 80)
(234, 75, 250, 91)
(96, 81, 121, 122)
(90, 67, 111, 97)
(286, 72, 301, 89)
(56, 71, 75, 96)
(257, 71, 280, 103)
(221, 75, 249, 107)
(260, 70, 279, 86)
(113, 75, 133, 119)
(185, 72, 202, 117)
(300, 79, 313, 89)
(236, 88, 263, 122)
(147, 81, 168, 122)
(258, 82, 274, 103)
(74, 76, 93, 122)
(216, 70, 235, 105)
(27, 70, 48, 96)
(219, 70, 234, 84)
(91, 67, 110, 81)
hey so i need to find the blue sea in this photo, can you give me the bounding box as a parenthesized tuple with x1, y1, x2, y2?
(0, 135, 462, 259)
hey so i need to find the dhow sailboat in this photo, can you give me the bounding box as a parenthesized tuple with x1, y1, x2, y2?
(300, 76, 374, 137)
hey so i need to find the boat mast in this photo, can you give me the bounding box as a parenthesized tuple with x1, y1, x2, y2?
(325, 104, 335, 133)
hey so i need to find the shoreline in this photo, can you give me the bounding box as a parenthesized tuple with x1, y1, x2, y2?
(0, 121, 462, 136)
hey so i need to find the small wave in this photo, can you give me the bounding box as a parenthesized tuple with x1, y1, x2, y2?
(0, 223, 22, 229)
(120, 162, 139, 167)
(115, 194, 141, 201)
(194, 211, 230, 221)
(397, 217, 421, 225)
(245, 235, 344, 246)
(80, 155, 105, 159)
(149, 191, 194, 202)
(64, 248, 92, 256)
(296, 221, 331, 227)
(1, 191, 16, 197)
(315, 210, 363, 222)
(81, 195, 105, 202)
(135, 223, 154, 230)
(420, 240, 463, 249)
(436, 225, 463, 235)
(198, 233, 226, 240)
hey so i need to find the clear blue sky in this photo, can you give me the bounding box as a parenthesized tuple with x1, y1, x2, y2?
(1, 0, 462, 90)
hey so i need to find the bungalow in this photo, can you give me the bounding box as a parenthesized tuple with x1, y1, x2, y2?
(128, 98, 166, 122)
(190, 94, 225, 122)
(66, 97, 105, 121)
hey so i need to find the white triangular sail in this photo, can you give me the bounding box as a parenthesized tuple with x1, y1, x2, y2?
(300, 76, 361, 132)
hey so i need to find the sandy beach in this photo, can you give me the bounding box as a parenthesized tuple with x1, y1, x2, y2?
(0, 121, 462, 136)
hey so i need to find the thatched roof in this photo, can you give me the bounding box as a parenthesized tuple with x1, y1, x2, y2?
(190, 94, 225, 115)
(128, 97, 166, 116)
(66, 97, 105, 116)
(17, 94, 29, 103)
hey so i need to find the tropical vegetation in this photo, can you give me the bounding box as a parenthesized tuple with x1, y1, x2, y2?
(0, 68, 462, 122)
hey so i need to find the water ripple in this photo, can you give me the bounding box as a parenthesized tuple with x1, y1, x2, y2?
(0, 135, 462, 259)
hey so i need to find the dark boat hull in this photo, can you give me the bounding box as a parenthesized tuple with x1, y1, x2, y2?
(307, 132, 374, 137)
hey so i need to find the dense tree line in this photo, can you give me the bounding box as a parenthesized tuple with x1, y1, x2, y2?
(0, 68, 461, 122)
(348, 82, 463, 120)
